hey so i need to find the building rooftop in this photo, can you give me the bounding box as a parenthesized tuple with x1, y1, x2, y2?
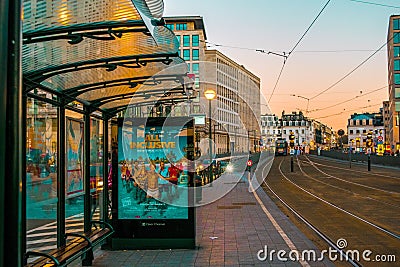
(164, 16, 207, 39)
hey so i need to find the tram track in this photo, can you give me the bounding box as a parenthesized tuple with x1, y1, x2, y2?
(294, 157, 400, 236)
(302, 156, 400, 195)
(306, 155, 400, 180)
(295, 157, 400, 210)
(262, 157, 400, 266)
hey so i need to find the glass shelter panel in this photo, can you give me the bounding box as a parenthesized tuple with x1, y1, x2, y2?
(90, 118, 104, 221)
(65, 110, 84, 235)
(26, 97, 58, 254)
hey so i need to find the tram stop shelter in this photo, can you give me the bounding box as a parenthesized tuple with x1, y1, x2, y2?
(0, 0, 195, 265)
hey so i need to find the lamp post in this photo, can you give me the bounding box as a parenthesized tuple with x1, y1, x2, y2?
(204, 89, 216, 185)
(291, 94, 310, 114)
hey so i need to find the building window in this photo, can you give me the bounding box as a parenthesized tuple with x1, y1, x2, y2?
(395, 88, 400, 98)
(192, 49, 199, 61)
(192, 63, 199, 74)
(395, 60, 400, 71)
(283, 130, 286, 134)
(166, 24, 174, 31)
(183, 49, 190, 60)
(176, 35, 181, 46)
(176, 23, 187, 30)
(192, 35, 199, 47)
(395, 47, 400, 57)
(396, 102, 400, 112)
(194, 77, 200, 89)
(350, 130, 353, 134)
(394, 33, 400, 44)
(183, 35, 190, 47)
(395, 73, 400, 85)
(394, 19, 400, 30)
(356, 130, 360, 134)
(363, 129, 367, 133)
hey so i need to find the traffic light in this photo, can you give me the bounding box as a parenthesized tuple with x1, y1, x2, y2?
(289, 132, 295, 148)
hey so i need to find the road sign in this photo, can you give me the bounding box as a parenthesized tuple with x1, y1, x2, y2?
(247, 159, 253, 167)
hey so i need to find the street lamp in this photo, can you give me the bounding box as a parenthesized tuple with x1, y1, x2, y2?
(291, 94, 310, 114)
(204, 89, 216, 185)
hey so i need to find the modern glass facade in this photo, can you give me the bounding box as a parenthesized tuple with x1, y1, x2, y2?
(387, 15, 400, 151)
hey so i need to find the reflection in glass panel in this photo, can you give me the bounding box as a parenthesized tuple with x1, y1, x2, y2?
(394, 46, 400, 57)
(395, 60, 400, 71)
(90, 118, 104, 221)
(394, 19, 400, 30)
(394, 33, 400, 44)
(176, 23, 187, 30)
(65, 110, 84, 236)
(192, 63, 199, 74)
(395, 73, 400, 84)
(192, 35, 199, 47)
(395, 88, 400, 98)
(183, 35, 190, 47)
(183, 49, 190, 61)
(26, 97, 58, 255)
(192, 49, 199, 61)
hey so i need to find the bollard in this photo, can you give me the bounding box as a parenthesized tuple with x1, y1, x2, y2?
(290, 156, 294, 172)
(368, 154, 371, 171)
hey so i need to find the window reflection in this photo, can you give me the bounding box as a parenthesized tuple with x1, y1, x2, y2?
(26, 97, 58, 254)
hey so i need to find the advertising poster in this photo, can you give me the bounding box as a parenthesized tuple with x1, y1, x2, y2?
(117, 118, 193, 220)
(66, 118, 84, 197)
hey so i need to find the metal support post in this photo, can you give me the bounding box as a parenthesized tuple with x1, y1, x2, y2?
(368, 153, 371, 172)
(290, 156, 294, 172)
(208, 101, 213, 186)
(102, 117, 109, 222)
(57, 105, 66, 247)
(2, 0, 23, 265)
(83, 110, 93, 265)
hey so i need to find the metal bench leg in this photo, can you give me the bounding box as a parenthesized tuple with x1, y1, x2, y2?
(82, 249, 94, 266)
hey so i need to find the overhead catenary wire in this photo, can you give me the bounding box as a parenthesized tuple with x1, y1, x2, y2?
(349, 0, 400, 9)
(310, 32, 399, 100)
(308, 84, 388, 113)
(267, 0, 331, 103)
(314, 103, 382, 120)
(205, 41, 383, 54)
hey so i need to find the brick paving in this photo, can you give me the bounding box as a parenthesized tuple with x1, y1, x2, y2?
(78, 174, 334, 266)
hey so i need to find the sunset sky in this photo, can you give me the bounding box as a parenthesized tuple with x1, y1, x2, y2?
(164, 0, 400, 130)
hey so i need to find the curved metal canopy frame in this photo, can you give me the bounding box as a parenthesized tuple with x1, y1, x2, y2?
(22, 0, 192, 117)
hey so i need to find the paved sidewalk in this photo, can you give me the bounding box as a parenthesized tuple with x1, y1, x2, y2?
(84, 174, 334, 266)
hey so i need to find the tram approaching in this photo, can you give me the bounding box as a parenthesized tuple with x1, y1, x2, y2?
(275, 138, 288, 156)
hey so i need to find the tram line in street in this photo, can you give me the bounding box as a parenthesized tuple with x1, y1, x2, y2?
(262, 155, 400, 266)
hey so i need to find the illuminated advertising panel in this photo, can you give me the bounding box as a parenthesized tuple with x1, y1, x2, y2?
(112, 117, 195, 249)
(117, 120, 191, 220)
